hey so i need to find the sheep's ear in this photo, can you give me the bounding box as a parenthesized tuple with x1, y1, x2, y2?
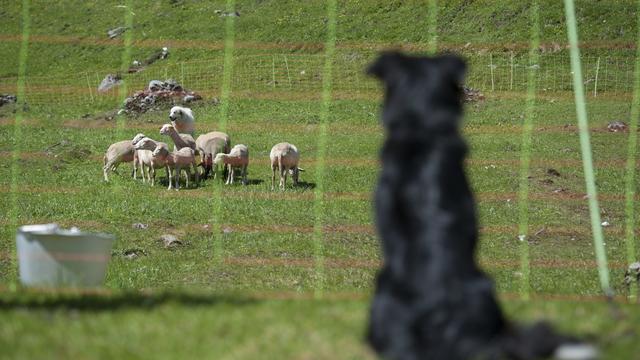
(367, 52, 404, 81)
(438, 54, 466, 86)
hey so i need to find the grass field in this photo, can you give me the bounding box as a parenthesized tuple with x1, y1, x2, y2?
(2, 0, 640, 358)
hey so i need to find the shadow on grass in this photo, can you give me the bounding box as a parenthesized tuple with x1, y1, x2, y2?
(295, 181, 316, 190)
(0, 290, 258, 311)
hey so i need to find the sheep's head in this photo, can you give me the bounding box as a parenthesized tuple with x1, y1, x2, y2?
(132, 133, 146, 145)
(152, 143, 169, 157)
(159, 124, 174, 136)
(289, 167, 304, 183)
(134, 137, 156, 151)
(213, 153, 226, 165)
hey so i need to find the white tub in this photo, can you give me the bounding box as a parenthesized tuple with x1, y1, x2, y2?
(16, 224, 116, 288)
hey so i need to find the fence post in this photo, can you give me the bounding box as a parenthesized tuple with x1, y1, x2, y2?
(86, 73, 94, 103)
(593, 56, 600, 97)
(510, 52, 514, 90)
(284, 55, 292, 88)
(490, 53, 495, 92)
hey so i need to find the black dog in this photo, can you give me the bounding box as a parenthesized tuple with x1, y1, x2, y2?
(367, 52, 595, 360)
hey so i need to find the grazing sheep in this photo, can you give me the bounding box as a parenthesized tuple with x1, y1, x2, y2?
(269, 142, 302, 190)
(134, 137, 170, 186)
(103, 140, 136, 182)
(160, 123, 197, 152)
(214, 144, 249, 185)
(196, 131, 230, 179)
(152, 145, 199, 190)
(168, 106, 195, 135)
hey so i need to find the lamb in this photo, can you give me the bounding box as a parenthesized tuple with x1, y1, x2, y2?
(269, 142, 302, 190)
(133, 136, 170, 186)
(214, 144, 249, 185)
(196, 131, 230, 179)
(131, 133, 149, 180)
(152, 144, 199, 190)
(103, 140, 136, 182)
(168, 106, 195, 135)
(160, 123, 197, 152)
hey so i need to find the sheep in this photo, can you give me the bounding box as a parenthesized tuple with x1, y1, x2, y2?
(160, 123, 197, 152)
(214, 144, 249, 185)
(195, 131, 230, 179)
(168, 106, 195, 135)
(103, 140, 136, 182)
(152, 145, 199, 190)
(269, 142, 302, 190)
(131, 133, 148, 180)
(133, 137, 170, 186)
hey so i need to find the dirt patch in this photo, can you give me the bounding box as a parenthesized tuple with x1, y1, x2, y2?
(44, 139, 92, 171)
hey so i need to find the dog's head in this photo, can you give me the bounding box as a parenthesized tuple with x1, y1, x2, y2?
(169, 106, 194, 122)
(368, 52, 466, 132)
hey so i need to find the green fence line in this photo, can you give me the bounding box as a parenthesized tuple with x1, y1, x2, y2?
(211, 0, 237, 265)
(516, 0, 541, 301)
(8, 0, 31, 291)
(564, 0, 611, 295)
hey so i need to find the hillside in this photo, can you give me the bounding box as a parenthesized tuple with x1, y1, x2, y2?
(0, 0, 637, 78)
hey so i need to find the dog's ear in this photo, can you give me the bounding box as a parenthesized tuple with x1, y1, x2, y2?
(438, 55, 466, 86)
(367, 52, 404, 80)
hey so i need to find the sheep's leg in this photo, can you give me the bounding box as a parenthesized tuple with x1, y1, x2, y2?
(193, 162, 200, 187)
(230, 166, 236, 185)
(132, 161, 137, 180)
(150, 166, 156, 186)
(139, 158, 145, 182)
(184, 167, 191, 188)
(175, 165, 181, 191)
(280, 168, 287, 190)
(167, 166, 174, 190)
(271, 165, 276, 191)
(103, 156, 109, 182)
(103, 165, 110, 182)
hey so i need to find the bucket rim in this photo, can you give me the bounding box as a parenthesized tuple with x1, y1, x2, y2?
(18, 223, 116, 242)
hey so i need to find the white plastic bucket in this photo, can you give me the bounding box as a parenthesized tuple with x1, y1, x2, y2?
(16, 224, 116, 288)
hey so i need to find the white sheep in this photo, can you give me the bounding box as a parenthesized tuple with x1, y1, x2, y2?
(214, 144, 249, 185)
(152, 145, 199, 190)
(269, 142, 302, 190)
(103, 140, 136, 182)
(168, 106, 195, 135)
(131, 133, 148, 180)
(134, 137, 170, 186)
(160, 123, 197, 152)
(196, 131, 230, 179)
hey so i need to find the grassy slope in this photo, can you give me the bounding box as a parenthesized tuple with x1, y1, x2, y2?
(1, 0, 640, 358)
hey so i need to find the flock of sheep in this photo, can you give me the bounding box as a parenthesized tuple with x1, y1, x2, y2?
(102, 106, 302, 190)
